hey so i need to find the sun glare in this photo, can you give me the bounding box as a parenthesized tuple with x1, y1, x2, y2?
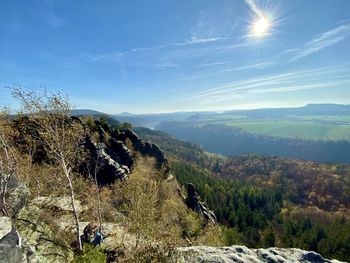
(245, 1, 283, 40)
(253, 16, 270, 36)
(251, 15, 271, 37)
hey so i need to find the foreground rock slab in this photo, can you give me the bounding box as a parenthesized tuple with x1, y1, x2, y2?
(175, 246, 345, 263)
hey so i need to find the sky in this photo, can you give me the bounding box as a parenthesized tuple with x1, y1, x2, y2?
(0, 0, 350, 114)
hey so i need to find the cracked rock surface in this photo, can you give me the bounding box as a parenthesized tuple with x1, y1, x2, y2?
(175, 246, 345, 263)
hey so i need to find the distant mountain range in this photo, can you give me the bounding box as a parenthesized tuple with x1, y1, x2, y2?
(223, 103, 350, 119)
(70, 109, 107, 116)
(109, 104, 350, 128)
(71, 104, 350, 128)
(70, 103, 350, 163)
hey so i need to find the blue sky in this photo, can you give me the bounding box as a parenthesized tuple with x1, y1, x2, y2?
(0, 0, 350, 113)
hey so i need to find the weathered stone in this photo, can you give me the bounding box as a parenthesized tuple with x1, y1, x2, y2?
(185, 183, 217, 225)
(0, 217, 12, 240)
(16, 198, 76, 262)
(175, 246, 345, 263)
(87, 141, 130, 184)
(117, 129, 170, 172)
(0, 217, 32, 263)
(31, 196, 84, 213)
(7, 183, 30, 217)
(110, 139, 134, 168)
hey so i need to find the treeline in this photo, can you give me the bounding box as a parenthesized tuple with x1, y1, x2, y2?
(156, 122, 350, 163)
(171, 161, 350, 261)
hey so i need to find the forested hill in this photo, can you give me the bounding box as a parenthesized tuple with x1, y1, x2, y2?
(156, 122, 350, 163)
(134, 127, 223, 169)
(135, 126, 350, 261)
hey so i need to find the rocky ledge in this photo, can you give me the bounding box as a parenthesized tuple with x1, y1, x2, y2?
(175, 246, 344, 263)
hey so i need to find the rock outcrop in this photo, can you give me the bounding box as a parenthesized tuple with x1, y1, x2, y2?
(86, 140, 131, 184)
(110, 138, 134, 168)
(117, 129, 170, 173)
(15, 196, 83, 262)
(185, 183, 217, 225)
(0, 217, 32, 263)
(175, 246, 345, 263)
(12, 117, 170, 185)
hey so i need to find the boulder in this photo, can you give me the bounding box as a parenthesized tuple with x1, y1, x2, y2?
(16, 198, 76, 262)
(0, 217, 32, 263)
(7, 183, 30, 217)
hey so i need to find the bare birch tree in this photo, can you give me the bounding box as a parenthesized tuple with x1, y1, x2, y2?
(12, 87, 85, 251)
(86, 155, 103, 232)
(0, 112, 17, 217)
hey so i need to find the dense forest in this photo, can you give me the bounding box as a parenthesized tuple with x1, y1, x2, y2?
(171, 161, 350, 261)
(156, 122, 350, 163)
(136, 126, 350, 261)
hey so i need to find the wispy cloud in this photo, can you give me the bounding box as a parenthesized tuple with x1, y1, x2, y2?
(244, 0, 264, 18)
(198, 61, 229, 68)
(190, 10, 218, 40)
(130, 37, 228, 53)
(185, 65, 350, 102)
(289, 23, 350, 61)
(155, 62, 178, 70)
(284, 48, 299, 54)
(247, 80, 350, 95)
(84, 37, 228, 64)
(162, 61, 275, 86)
(227, 61, 274, 71)
(83, 52, 123, 62)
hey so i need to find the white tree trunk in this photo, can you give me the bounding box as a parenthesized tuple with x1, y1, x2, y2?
(61, 156, 82, 251)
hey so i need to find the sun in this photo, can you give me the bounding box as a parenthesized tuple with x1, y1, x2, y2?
(251, 16, 270, 37)
(245, 0, 284, 41)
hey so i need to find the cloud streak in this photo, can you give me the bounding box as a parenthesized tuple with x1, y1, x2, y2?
(130, 37, 228, 53)
(290, 23, 350, 61)
(160, 61, 275, 87)
(244, 0, 264, 18)
(184, 65, 350, 103)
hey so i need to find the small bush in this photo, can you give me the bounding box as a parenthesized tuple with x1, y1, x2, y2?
(73, 244, 106, 263)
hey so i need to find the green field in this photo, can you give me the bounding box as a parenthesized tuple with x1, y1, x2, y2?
(188, 113, 350, 141)
(225, 120, 350, 141)
(292, 115, 350, 122)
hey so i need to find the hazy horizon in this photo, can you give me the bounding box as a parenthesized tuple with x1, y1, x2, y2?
(75, 102, 350, 116)
(1, 0, 350, 113)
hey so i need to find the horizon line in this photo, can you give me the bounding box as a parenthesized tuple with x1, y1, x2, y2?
(73, 102, 350, 116)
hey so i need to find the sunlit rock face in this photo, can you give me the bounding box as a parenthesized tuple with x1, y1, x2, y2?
(12, 117, 170, 185)
(117, 128, 170, 173)
(84, 127, 170, 184)
(86, 140, 131, 184)
(175, 246, 345, 263)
